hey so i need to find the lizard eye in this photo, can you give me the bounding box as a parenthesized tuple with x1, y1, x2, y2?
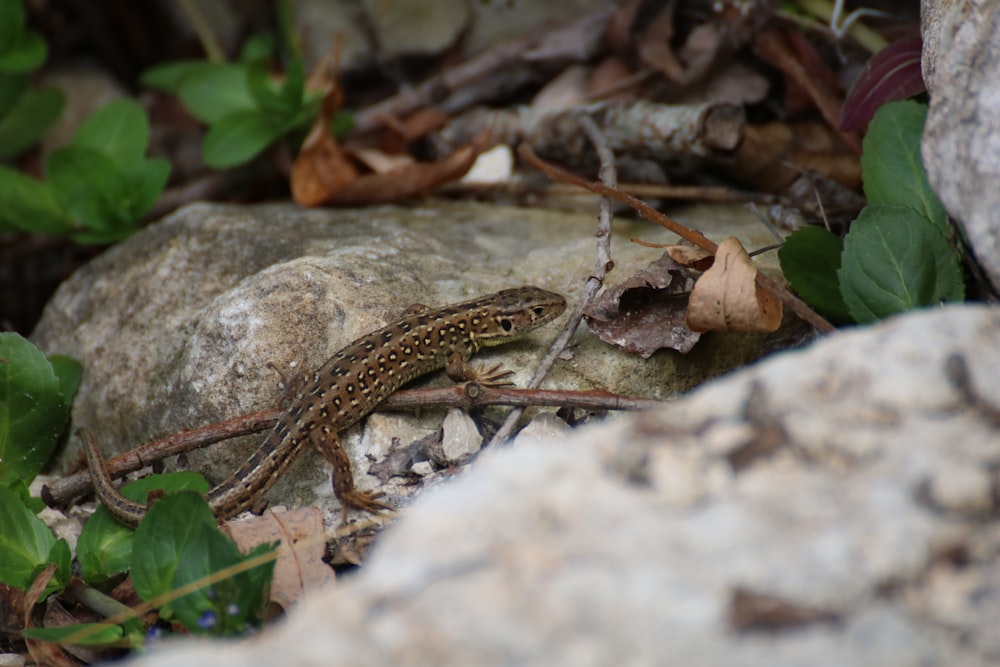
(500, 319, 513, 332)
(532, 307, 546, 316)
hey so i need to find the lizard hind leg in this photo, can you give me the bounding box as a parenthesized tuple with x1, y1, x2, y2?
(308, 425, 392, 522)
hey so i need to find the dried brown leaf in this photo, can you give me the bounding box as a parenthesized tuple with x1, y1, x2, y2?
(686, 237, 782, 333)
(584, 253, 700, 357)
(24, 565, 79, 667)
(224, 507, 335, 610)
(328, 143, 481, 205)
(662, 244, 714, 271)
(636, 2, 685, 84)
(348, 146, 415, 174)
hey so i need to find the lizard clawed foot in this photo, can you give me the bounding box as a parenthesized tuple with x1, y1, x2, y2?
(469, 362, 517, 388)
(338, 488, 393, 522)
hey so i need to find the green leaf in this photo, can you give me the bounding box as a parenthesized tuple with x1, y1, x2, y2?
(0, 72, 28, 115)
(47, 354, 81, 405)
(131, 491, 275, 635)
(0, 485, 67, 594)
(0, 85, 64, 159)
(778, 226, 853, 324)
(861, 100, 948, 236)
(22, 622, 127, 648)
(245, 59, 289, 117)
(330, 111, 355, 137)
(77, 471, 207, 583)
(140, 59, 216, 93)
(239, 34, 274, 64)
(838, 204, 965, 323)
(119, 157, 170, 221)
(0, 0, 46, 73)
(202, 110, 284, 168)
(0, 165, 73, 235)
(0, 333, 71, 487)
(47, 145, 134, 240)
(177, 63, 256, 124)
(280, 58, 306, 114)
(73, 99, 149, 167)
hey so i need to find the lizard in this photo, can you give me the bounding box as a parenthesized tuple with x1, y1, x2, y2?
(80, 285, 567, 527)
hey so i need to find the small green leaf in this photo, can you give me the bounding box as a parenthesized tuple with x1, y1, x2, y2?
(779, 226, 853, 324)
(239, 34, 274, 64)
(861, 100, 948, 236)
(0, 165, 73, 235)
(119, 157, 171, 221)
(131, 492, 274, 635)
(0, 0, 46, 74)
(77, 471, 207, 583)
(0, 485, 66, 593)
(246, 59, 291, 117)
(22, 622, 127, 648)
(838, 204, 965, 323)
(177, 63, 256, 124)
(73, 99, 149, 167)
(330, 111, 355, 137)
(0, 85, 63, 159)
(43, 537, 72, 591)
(47, 145, 127, 233)
(0, 332, 71, 487)
(202, 110, 284, 168)
(140, 59, 215, 93)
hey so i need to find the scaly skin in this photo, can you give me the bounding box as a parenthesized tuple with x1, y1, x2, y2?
(82, 286, 567, 526)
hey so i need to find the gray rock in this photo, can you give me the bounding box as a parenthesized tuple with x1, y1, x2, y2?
(33, 201, 781, 522)
(118, 305, 1000, 666)
(922, 0, 1000, 293)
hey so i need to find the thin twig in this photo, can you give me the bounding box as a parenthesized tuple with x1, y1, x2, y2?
(489, 117, 620, 447)
(42, 385, 658, 506)
(518, 144, 836, 333)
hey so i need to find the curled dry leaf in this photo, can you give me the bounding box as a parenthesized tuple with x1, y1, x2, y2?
(224, 507, 335, 610)
(328, 142, 481, 205)
(584, 253, 700, 357)
(686, 237, 782, 333)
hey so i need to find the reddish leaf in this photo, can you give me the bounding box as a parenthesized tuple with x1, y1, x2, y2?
(841, 35, 925, 131)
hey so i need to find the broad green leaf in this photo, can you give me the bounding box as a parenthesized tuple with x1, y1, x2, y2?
(838, 204, 965, 323)
(0, 165, 73, 235)
(131, 491, 219, 617)
(778, 226, 852, 324)
(47, 354, 81, 405)
(73, 98, 149, 167)
(22, 622, 127, 648)
(0, 333, 70, 486)
(0, 485, 65, 593)
(78, 470, 207, 583)
(861, 101, 948, 236)
(131, 491, 274, 635)
(0, 86, 64, 159)
(48, 145, 128, 234)
(177, 63, 256, 124)
(202, 110, 284, 168)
